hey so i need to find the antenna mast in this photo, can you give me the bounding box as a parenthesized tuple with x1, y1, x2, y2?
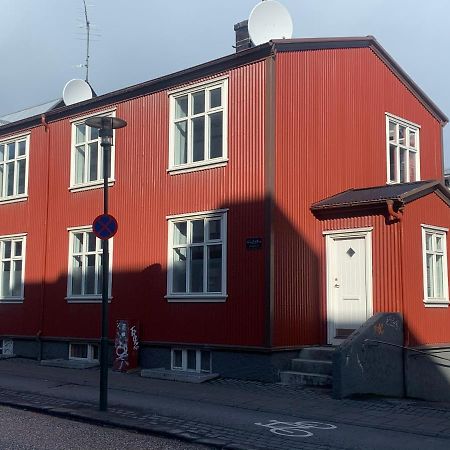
(82, 0, 91, 82)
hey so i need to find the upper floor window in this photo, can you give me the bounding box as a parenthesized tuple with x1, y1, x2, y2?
(421, 225, 449, 307)
(67, 226, 112, 302)
(0, 134, 29, 203)
(0, 233, 26, 303)
(167, 210, 227, 301)
(169, 78, 228, 173)
(386, 114, 420, 184)
(70, 112, 115, 191)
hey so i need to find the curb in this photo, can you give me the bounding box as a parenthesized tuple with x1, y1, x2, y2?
(0, 399, 230, 449)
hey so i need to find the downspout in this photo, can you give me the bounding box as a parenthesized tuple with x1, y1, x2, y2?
(386, 200, 403, 222)
(263, 46, 277, 349)
(37, 114, 51, 361)
(386, 198, 407, 396)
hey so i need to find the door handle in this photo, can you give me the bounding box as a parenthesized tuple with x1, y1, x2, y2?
(334, 283, 340, 288)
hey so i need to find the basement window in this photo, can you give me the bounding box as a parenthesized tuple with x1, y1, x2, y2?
(168, 78, 228, 174)
(386, 114, 420, 184)
(0, 339, 14, 356)
(171, 349, 211, 373)
(69, 343, 99, 361)
(421, 225, 449, 307)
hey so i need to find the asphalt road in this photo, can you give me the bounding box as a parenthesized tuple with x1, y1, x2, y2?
(2, 359, 450, 449)
(0, 405, 210, 450)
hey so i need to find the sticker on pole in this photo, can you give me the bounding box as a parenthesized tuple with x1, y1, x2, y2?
(92, 214, 118, 240)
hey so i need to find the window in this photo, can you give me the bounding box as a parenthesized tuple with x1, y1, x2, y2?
(169, 78, 228, 173)
(386, 114, 420, 184)
(167, 210, 227, 301)
(67, 227, 112, 302)
(0, 134, 29, 202)
(69, 343, 99, 361)
(421, 225, 449, 307)
(0, 234, 26, 302)
(171, 348, 211, 373)
(0, 339, 14, 356)
(70, 112, 115, 190)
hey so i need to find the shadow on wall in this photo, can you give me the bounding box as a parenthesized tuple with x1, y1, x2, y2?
(0, 198, 322, 381)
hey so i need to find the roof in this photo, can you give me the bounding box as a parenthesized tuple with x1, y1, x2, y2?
(311, 180, 450, 212)
(0, 36, 447, 137)
(0, 99, 63, 125)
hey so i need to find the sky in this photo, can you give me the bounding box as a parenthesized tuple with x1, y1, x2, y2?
(1, 0, 449, 167)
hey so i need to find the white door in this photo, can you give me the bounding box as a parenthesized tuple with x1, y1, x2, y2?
(326, 229, 373, 344)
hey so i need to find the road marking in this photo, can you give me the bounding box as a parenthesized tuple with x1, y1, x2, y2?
(255, 419, 337, 437)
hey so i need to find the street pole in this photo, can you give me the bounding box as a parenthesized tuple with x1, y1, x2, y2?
(99, 132, 110, 412)
(86, 116, 127, 413)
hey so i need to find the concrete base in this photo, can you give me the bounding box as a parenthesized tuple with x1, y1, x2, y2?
(40, 359, 99, 369)
(0, 354, 15, 360)
(406, 346, 450, 402)
(141, 368, 219, 383)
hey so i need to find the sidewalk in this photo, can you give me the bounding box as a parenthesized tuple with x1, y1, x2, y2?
(1, 358, 450, 449)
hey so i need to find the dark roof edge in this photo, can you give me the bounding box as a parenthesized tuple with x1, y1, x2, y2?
(0, 43, 274, 136)
(400, 180, 450, 207)
(310, 198, 394, 212)
(272, 36, 449, 125)
(1, 36, 447, 136)
(311, 180, 450, 212)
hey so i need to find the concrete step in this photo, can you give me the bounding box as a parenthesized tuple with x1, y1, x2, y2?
(291, 358, 332, 375)
(141, 368, 219, 383)
(298, 346, 335, 361)
(280, 370, 332, 387)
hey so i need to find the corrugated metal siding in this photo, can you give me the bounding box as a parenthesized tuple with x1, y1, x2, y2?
(402, 194, 450, 346)
(273, 47, 442, 347)
(20, 60, 268, 346)
(0, 125, 49, 336)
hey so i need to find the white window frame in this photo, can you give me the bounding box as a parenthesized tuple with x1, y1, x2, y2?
(69, 110, 117, 192)
(0, 133, 30, 204)
(166, 209, 227, 302)
(171, 348, 211, 373)
(0, 233, 26, 303)
(168, 77, 228, 174)
(421, 224, 449, 307)
(385, 113, 421, 184)
(69, 343, 99, 361)
(66, 226, 113, 303)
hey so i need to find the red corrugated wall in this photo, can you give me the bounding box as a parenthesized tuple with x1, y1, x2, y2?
(273, 47, 443, 347)
(402, 193, 450, 346)
(0, 126, 49, 337)
(11, 60, 268, 346)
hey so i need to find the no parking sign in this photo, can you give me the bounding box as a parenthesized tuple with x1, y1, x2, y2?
(92, 214, 118, 240)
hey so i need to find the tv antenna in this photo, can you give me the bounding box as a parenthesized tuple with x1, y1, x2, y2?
(82, 0, 91, 82)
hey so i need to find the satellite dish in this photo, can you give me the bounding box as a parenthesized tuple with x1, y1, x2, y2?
(248, 0, 293, 46)
(62, 79, 93, 106)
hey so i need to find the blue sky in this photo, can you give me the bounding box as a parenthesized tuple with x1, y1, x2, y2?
(1, 0, 449, 166)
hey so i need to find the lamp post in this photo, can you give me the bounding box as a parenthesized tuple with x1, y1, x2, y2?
(86, 116, 127, 412)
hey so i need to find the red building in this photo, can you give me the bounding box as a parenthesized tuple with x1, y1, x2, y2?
(0, 36, 449, 381)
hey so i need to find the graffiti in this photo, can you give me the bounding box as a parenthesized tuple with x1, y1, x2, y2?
(385, 316, 400, 330)
(130, 325, 139, 351)
(255, 420, 337, 438)
(114, 320, 129, 371)
(374, 323, 384, 336)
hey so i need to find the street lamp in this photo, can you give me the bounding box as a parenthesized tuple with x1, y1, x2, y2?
(86, 115, 127, 412)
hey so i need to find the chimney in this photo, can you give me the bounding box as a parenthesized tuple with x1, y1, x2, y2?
(234, 20, 253, 52)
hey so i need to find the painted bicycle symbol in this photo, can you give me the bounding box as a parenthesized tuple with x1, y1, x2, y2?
(255, 419, 337, 437)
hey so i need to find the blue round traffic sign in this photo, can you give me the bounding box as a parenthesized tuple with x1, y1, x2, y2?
(92, 214, 118, 240)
